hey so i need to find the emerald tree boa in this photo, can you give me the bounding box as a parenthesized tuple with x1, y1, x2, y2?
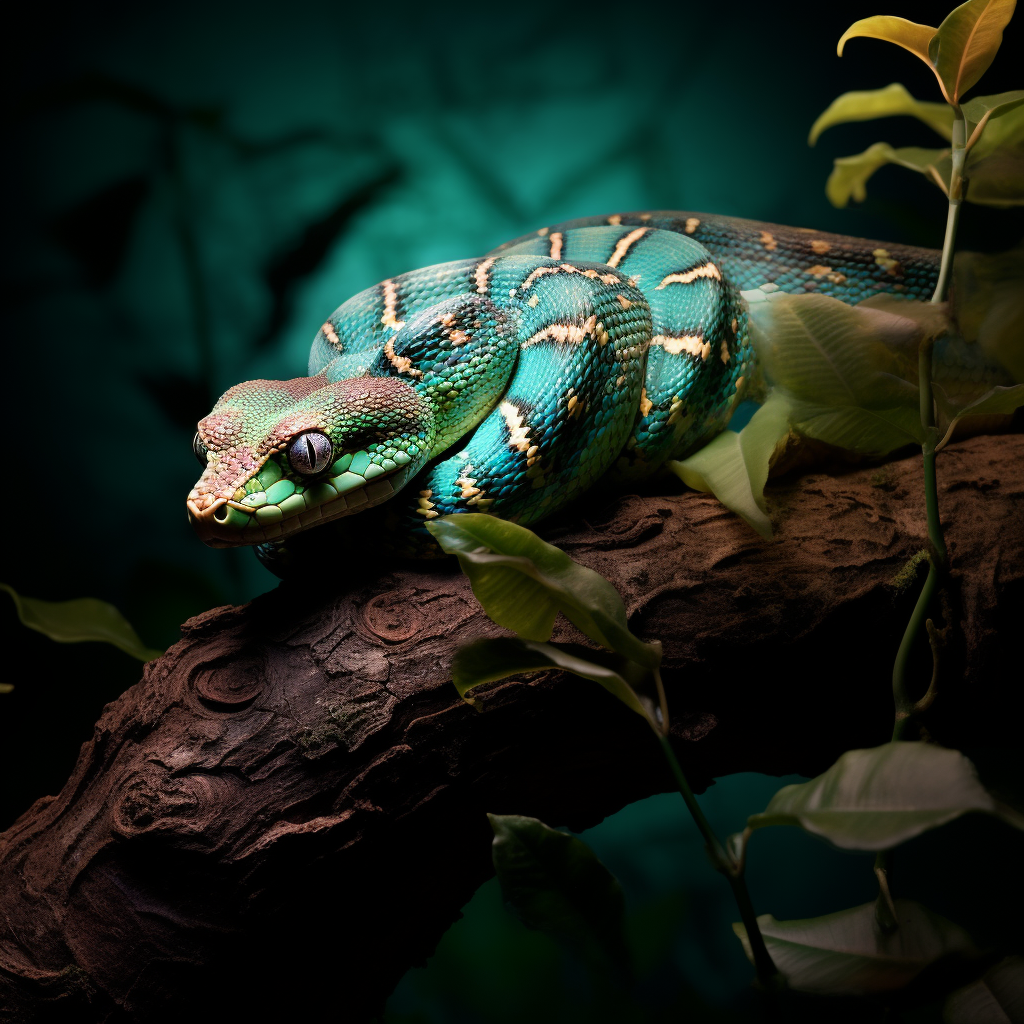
(187, 210, 965, 561)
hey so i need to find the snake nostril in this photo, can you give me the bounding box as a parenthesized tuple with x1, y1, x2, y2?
(213, 504, 228, 522)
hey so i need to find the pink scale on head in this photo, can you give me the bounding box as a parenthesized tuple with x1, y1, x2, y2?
(189, 374, 436, 514)
(190, 375, 333, 510)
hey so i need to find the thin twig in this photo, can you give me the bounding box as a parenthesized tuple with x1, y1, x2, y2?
(656, 734, 779, 989)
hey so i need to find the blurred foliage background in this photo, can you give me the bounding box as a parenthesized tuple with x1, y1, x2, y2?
(2, 1, 1021, 1019)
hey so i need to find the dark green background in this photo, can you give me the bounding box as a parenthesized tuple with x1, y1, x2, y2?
(2, 1, 1021, 1019)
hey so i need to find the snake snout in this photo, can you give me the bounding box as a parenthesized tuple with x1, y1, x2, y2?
(187, 497, 244, 547)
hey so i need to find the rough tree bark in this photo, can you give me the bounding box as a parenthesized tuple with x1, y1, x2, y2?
(0, 434, 1021, 1023)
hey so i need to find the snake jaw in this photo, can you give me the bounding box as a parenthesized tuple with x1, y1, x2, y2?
(187, 457, 424, 547)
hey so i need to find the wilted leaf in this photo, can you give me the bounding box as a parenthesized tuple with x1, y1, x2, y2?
(427, 515, 661, 670)
(810, 83, 953, 146)
(1, 582, 162, 662)
(734, 900, 975, 995)
(489, 814, 632, 982)
(929, 0, 1017, 104)
(669, 392, 793, 539)
(826, 142, 951, 207)
(450, 636, 655, 723)
(747, 293, 925, 455)
(837, 16, 936, 65)
(944, 955, 1024, 1023)
(746, 742, 1023, 850)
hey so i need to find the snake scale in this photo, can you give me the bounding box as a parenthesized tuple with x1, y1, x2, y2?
(187, 211, 947, 559)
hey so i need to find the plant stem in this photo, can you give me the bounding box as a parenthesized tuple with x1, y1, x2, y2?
(656, 733, 779, 989)
(931, 107, 966, 306)
(652, 666, 671, 736)
(891, 555, 941, 741)
(873, 852, 898, 933)
(890, 108, 964, 743)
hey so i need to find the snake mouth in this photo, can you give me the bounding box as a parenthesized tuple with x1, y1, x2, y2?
(188, 453, 421, 548)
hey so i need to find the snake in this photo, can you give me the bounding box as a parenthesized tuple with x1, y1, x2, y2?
(186, 210, 981, 560)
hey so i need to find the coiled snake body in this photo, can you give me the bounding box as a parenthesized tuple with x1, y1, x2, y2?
(187, 211, 943, 556)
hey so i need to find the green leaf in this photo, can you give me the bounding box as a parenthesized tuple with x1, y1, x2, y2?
(936, 382, 1024, 448)
(929, 0, 1017, 104)
(809, 83, 953, 146)
(953, 245, 1024, 378)
(964, 89, 1024, 152)
(746, 742, 1023, 851)
(450, 637, 655, 723)
(965, 139, 1024, 206)
(825, 119, 1024, 206)
(1, 582, 162, 662)
(943, 955, 1024, 1023)
(837, 16, 937, 66)
(747, 293, 925, 455)
(426, 515, 661, 670)
(733, 900, 975, 995)
(825, 142, 951, 207)
(967, 95, 1024, 159)
(857, 294, 953, 341)
(669, 391, 793, 539)
(488, 813, 632, 982)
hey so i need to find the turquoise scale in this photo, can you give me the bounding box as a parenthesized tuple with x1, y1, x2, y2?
(285, 211, 947, 553)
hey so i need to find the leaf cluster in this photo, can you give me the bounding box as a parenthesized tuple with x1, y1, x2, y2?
(427, 515, 664, 729)
(487, 744, 1024, 1011)
(671, 289, 1024, 538)
(812, 0, 1024, 207)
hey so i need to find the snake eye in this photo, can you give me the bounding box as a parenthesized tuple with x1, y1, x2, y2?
(193, 432, 208, 466)
(288, 431, 332, 475)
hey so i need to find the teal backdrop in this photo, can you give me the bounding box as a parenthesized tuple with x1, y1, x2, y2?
(2, 1, 1021, 1019)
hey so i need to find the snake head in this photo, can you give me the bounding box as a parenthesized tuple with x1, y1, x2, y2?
(187, 374, 436, 548)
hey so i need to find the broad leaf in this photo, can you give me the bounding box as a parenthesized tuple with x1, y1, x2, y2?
(670, 392, 793, 539)
(450, 636, 655, 723)
(747, 293, 925, 455)
(964, 89, 1024, 152)
(964, 140, 1024, 206)
(967, 96, 1024, 160)
(489, 814, 632, 981)
(809, 83, 952, 146)
(953, 246, 1024, 378)
(825, 102, 1024, 207)
(837, 16, 936, 65)
(853, 296, 1020, 425)
(427, 515, 661, 670)
(1, 582, 162, 662)
(944, 955, 1024, 1023)
(857, 294, 952, 341)
(826, 142, 951, 207)
(746, 742, 1024, 850)
(929, 0, 1017, 104)
(734, 900, 975, 995)
(936, 382, 1024, 448)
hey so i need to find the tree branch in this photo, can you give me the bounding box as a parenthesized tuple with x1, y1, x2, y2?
(1, 434, 1021, 1022)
